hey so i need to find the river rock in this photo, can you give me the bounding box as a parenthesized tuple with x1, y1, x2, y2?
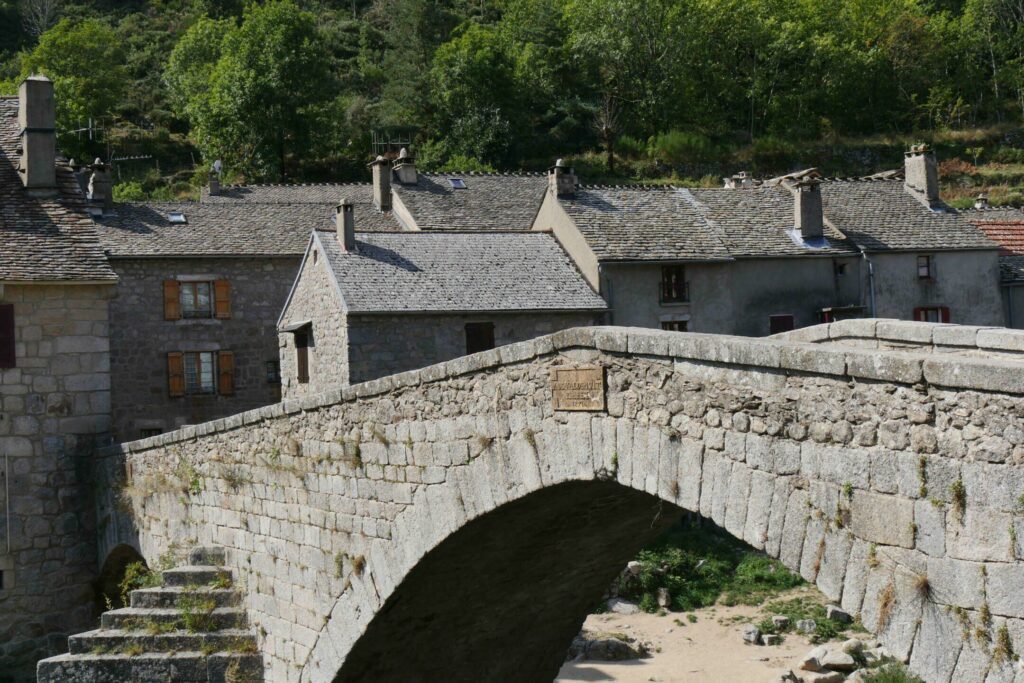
(799, 646, 828, 671)
(762, 634, 783, 646)
(744, 625, 762, 645)
(826, 605, 853, 623)
(772, 616, 791, 629)
(585, 637, 645, 661)
(804, 672, 846, 683)
(797, 619, 817, 634)
(822, 650, 857, 671)
(607, 598, 640, 615)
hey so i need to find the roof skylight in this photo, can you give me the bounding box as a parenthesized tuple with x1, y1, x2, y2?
(168, 212, 187, 224)
(448, 178, 467, 189)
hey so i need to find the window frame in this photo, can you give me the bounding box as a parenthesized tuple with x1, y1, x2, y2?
(465, 321, 496, 355)
(267, 360, 281, 384)
(769, 314, 796, 334)
(660, 320, 688, 332)
(917, 255, 934, 280)
(180, 281, 214, 319)
(183, 351, 217, 395)
(659, 265, 689, 304)
(913, 307, 950, 323)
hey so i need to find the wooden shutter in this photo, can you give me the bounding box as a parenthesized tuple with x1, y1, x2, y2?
(218, 351, 235, 395)
(913, 307, 924, 322)
(214, 280, 231, 319)
(0, 304, 15, 369)
(163, 280, 181, 320)
(940, 307, 951, 323)
(167, 352, 185, 397)
(295, 331, 310, 384)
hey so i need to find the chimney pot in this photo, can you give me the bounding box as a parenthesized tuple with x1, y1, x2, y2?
(548, 158, 577, 197)
(393, 147, 417, 185)
(794, 179, 824, 240)
(974, 193, 989, 210)
(209, 159, 222, 196)
(904, 144, 940, 205)
(88, 158, 113, 213)
(18, 75, 56, 192)
(337, 199, 356, 252)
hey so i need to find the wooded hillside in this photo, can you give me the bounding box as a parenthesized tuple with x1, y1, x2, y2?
(2, 0, 1023, 204)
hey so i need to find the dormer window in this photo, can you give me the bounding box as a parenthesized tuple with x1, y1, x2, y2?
(448, 178, 467, 189)
(168, 212, 187, 224)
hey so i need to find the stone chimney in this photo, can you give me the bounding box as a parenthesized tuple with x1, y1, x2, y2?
(794, 178, 823, 239)
(393, 147, 417, 185)
(88, 158, 113, 214)
(18, 75, 56, 192)
(209, 159, 223, 196)
(548, 158, 577, 197)
(974, 193, 989, 210)
(904, 144, 940, 205)
(337, 199, 356, 252)
(369, 156, 391, 211)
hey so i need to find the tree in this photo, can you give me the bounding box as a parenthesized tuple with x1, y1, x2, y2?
(19, 18, 126, 156)
(165, 1, 333, 180)
(19, 0, 59, 38)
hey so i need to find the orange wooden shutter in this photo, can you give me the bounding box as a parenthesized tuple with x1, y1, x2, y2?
(163, 280, 181, 320)
(167, 352, 185, 397)
(214, 280, 231, 319)
(218, 351, 235, 395)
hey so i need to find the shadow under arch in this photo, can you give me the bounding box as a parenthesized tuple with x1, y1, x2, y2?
(333, 480, 685, 683)
(94, 543, 146, 611)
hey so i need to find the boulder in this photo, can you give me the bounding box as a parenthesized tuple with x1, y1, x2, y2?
(772, 616, 791, 630)
(744, 625, 762, 645)
(826, 605, 853, 623)
(803, 672, 846, 683)
(799, 646, 828, 672)
(657, 587, 670, 608)
(585, 637, 645, 661)
(626, 561, 643, 576)
(606, 598, 640, 615)
(821, 650, 857, 672)
(771, 670, 802, 683)
(796, 619, 817, 634)
(762, 634, 783, 646)
(841, 638, 864, 655)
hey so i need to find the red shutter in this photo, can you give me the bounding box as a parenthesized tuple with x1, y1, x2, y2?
(218, 351, 235, 395)
(163, 280, 181, 320)
(168, 352, 185, 397)
(940, 307, 951, 323)
(913, 307, 924, 322)
(0, 304, 15, 369)
(214, 280, 231, 319)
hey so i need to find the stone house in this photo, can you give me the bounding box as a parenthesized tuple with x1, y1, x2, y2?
(90, 200, 399, 441)
(532, 149, 1003, 335)
(0, 77, 119, 680)
(277, 205, 606, 396)
(965, 204, 1024, 328)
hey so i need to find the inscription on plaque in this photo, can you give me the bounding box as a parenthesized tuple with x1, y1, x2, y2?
(550, 366, 606, 411)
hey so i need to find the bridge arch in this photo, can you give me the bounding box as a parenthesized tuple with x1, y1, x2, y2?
(100, 323, 1024, 683)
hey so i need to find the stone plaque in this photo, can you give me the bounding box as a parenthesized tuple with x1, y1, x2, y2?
(551, 366, 605, 411)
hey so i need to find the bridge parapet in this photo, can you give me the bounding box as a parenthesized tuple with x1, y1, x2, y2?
(95, 321, 1024, 682)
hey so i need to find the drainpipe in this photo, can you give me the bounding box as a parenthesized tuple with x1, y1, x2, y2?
(861, 250, 877, 318)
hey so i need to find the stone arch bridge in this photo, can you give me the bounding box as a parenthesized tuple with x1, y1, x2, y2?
(89, 320, 1024, 682)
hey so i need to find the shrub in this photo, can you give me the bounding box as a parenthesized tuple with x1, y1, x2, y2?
(750, 136, 797, 171)
(648, 130, 718, 166)
(113, 181, 147, 202)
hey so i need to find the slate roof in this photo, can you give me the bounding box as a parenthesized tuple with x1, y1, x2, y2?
(93, 200, 400, 258)
(0, 96, 116, 282)
(392, 172, 547, 231)
(555, 178, 997, 262)
(966, 209, 1024, 282)
(314, 230, 606, 313)
(200, 183, 401, 231)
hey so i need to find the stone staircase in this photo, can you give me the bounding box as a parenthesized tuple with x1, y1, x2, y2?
(37, 548, 263, 683)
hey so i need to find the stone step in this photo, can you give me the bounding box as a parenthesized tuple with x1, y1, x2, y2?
(131, 586, 241, 609)
(68, 629, 256, 656)
(161, 565, 233, 588)
(187, 546, 226, 566)
(37, 651, 262, 683)
(101, 607, 247, 631)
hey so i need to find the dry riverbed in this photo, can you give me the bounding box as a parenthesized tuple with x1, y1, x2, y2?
(556, 586, 850, 683)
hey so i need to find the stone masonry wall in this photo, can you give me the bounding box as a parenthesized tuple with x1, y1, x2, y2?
(278, 249, 348, 400)
(345, 312, 601, 384)
(109, 257, 298, 441)
(0, 283, 114, 682)
(99, 324, 1024, 682)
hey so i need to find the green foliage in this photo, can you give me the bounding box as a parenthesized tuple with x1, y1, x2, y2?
(113, 181, 147, 202)
(177, 592, 218, 632)
(648, 131, 718, 166)
(118, 561, 160, 606)
(760, 596, 859, 644)
(861, 662, 925, 683)
(615, 518, 803, 613)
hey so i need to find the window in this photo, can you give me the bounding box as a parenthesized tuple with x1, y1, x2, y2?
(661, 320, 688, 332)
(0, 570, 4, 590)
(139, 428, 162, 439)
(917, 255, 933, 279)
(835, 263, 847, 277)
(167, 212, 187, 224)
(267, 361, 281, 384)
(448, 178, 467, 189)
(913, 307, 950, 323)
(184, 352, 216, 394)
(0, 304, 14, 369)
(164, 279, 231, 320)
(769, 314, 795, 334)
(465, 322, 495, 354)
(181, 282, 213, 318)
(295, 330, 310, 384)
(660, 266, 689, 303)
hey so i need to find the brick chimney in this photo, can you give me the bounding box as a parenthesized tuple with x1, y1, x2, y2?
(548, 158, 576, 197)
(18, 75, 56, 193)
(88, 158, 113, 214)
(369, 156, 391, 211)
(337, 199, 356, 252)
(904, 144, 939, 205)
(393, 147, 417, 185)
(209, 159, 223, 196)
(794, 178, 823, 239)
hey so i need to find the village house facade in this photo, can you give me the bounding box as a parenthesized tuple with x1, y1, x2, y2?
(965, 204, 1024, 328)
(276, 203, 606, 396)
(532, 148, 1003, 335)
(0, 77, 119, 680)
